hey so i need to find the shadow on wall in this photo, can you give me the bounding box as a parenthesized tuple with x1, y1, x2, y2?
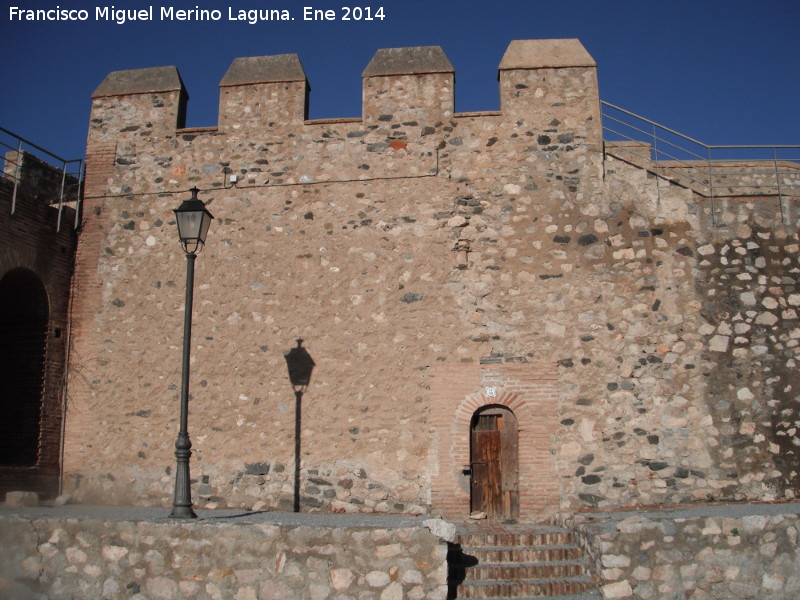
(283, 338, 315, 512)
(447, 542, 477, 599)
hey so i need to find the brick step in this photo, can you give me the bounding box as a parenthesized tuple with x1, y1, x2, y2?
(464, 560, 586, 581)
(457, 544, 584, 563)
(466, 593, 602, 600)
(450, 527, 600, 599)
(456, 576, 596, 599)
(455, 530, 576, 548)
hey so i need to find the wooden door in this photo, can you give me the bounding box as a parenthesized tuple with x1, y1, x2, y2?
(470, 408, 519, 519)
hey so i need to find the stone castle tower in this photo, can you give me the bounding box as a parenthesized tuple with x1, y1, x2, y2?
(48, 38, 798, 521)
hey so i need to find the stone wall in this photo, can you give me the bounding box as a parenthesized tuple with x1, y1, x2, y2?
(604, 142, 800, 206)
(2, 151, 81, 206)
(567, 504, 800, 599)
(60, 38, 799, 520)
(0, 512, 449, 600)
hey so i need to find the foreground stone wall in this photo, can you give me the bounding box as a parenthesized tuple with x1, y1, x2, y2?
(61, 38, 799, 519)
(0, 513, 449, 600)
(568, 505, 800, 599)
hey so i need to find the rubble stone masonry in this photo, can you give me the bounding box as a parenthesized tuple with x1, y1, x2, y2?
(567, 505, 800, 599)
(61, 39, 799, 521)
(0, 511, 449, 600)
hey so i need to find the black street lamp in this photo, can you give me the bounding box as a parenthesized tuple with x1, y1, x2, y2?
(170, 188, 214, 519)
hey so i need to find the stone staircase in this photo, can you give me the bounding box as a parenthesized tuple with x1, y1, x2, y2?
(448, 525, 601, 599)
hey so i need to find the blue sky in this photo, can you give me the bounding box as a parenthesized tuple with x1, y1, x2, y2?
(1, 0, 798, 161)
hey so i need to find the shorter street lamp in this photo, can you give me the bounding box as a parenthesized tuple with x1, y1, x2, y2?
(170, 188, 214, 519)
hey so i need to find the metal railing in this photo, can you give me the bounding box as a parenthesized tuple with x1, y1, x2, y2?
(600, 101, 800, 205)
(1, 126, 83, 231)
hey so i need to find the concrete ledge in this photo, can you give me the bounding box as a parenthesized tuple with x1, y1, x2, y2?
(3, 491, 38, 508)
(363, 46, 454, 77)
(0, 504, 429, 527)
(220, 54, 307, 87)
(499, 38, 596, 70)
(92, 66, 186, 98)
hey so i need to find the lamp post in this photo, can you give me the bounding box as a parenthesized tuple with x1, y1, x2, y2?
(170, 187, 213, 519)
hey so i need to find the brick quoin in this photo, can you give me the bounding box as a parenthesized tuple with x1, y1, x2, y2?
(430, 362, 559, 522)
(59, 140, 117, 477)
(69, 140, 115, 333)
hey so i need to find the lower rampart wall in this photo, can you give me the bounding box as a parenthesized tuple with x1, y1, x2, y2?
(566, 503, 800, 599)
(0, 510, 449, 600)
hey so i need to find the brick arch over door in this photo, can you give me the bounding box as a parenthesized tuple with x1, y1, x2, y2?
(429, 363, 560, 521)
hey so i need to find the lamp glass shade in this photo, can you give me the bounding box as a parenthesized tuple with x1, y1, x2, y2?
(174, 189, 214, 254)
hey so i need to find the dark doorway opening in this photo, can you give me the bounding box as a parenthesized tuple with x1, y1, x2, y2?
(0, 268, 49, 466)
(470, 405, 519, 519)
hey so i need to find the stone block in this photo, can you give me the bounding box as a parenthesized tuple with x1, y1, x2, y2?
(4, 491, 39, 507)
(423, 519, 456, 542)
(602, 580, 633, 598)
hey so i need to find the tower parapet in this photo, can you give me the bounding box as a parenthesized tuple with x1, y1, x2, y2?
(90, 66, 187, 140)
(498, 39, 601, 149)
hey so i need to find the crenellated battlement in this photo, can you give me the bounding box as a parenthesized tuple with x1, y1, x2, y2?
(85, 38, 606, 206)
(89, 39, 600, 139)
(90, 65, 188, 133)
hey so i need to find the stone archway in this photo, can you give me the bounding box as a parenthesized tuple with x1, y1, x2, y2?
(0, 268, 50, 466)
